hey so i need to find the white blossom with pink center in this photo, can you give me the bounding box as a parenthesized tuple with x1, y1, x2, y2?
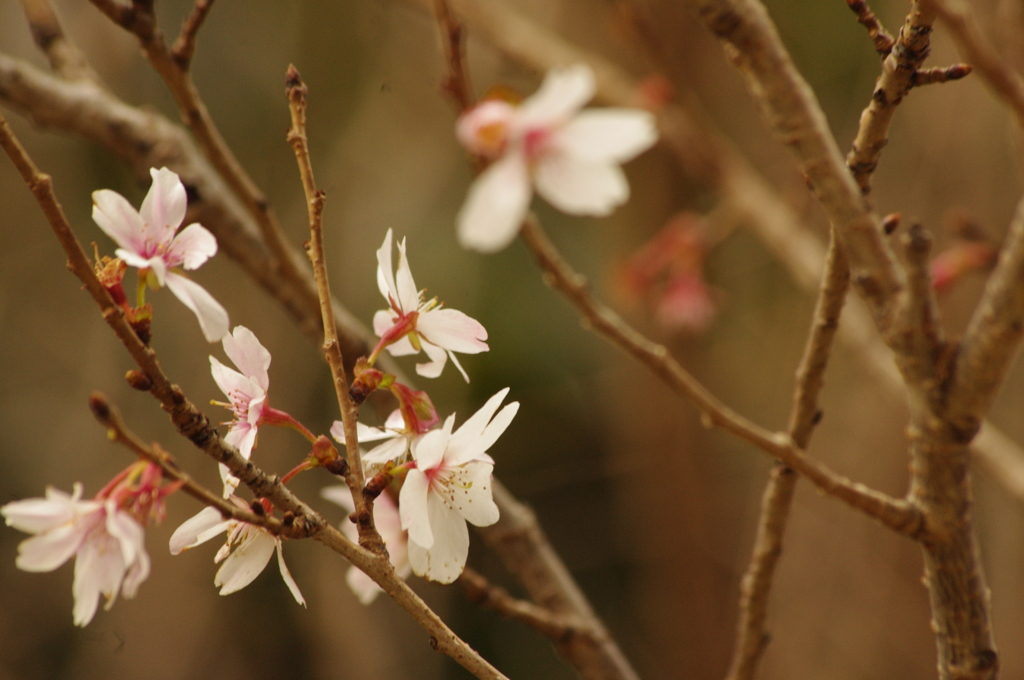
(456, 64, 658, 253)
(1, 484, 150, 626)
(92, 167, 229, 341)
(321, 485, 410, 604)
(210, 325, 271, 495)
(400, 388, 518, 583)
(373, 229, 488, 381)
(169, 498, 305, 606)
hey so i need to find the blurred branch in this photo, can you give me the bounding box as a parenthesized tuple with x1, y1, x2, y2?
(460, 567, 600, 642)
(726, 229, 849, 680)
(0, 112, 508, 680)
(434, 0, 474, 111)
(520, 216, 921, 536)
(20, 0, 101, 82)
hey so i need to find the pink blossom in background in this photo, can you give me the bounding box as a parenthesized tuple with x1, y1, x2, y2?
(456, 64, 658, 252)
(92, 167, 229, 342)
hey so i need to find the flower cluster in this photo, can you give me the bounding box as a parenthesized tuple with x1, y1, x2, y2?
(456, 64, 658, 252)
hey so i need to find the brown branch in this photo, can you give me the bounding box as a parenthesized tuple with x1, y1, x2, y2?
(911, 63, 973, 86)
(171, 0, 215, 71)
(87, 392, 287, 534)
(926, 0, 1024, 127)
(0, 113, 507, 680)
(845, 0, 896, 55)
(20, 0, 101, 82)
(285, 66, 379, 551)
(434, 0, 474, 111)
(726, 229, 850, 680)
(847, 0, 939, 197)
(519, 216, 920, 536)
(87, 0, 315, 341)
(460, 568, 599, 643)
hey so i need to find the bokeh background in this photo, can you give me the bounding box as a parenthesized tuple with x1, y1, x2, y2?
(2, 0, 1024, 678)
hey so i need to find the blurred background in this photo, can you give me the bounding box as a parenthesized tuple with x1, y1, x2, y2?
(2, 0, 1024, 678)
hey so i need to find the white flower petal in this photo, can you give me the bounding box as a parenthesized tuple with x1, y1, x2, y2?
(457, 150, 532, 253)
(275, 541, 306, 606)
(167, 223, 217, 271)
(221, 326, 271, 390)
(448, 461, 499, 527)
(72, 530, 125, 626)
(394, 238, 420, 315)
(412, 492, 470, 584)
(447, 388, 510, 456)
(15, 523, 90, 572)
(224, 425, 258, 461)
(376, 229, 398, 303)
(320, 485, 355, 513)
(399, 468, 433, 549)
(354, 421, 398, 443)
(214, 530, 276, 595)
(164, 272, 230, 342)
(169, 506, 230, 554)
(556, 109, 658, 163)
(362, 437, 409, 468)
(410, 425, 449, 471)
(415, 341, 448, 379)
(534, 155, 629, 216)
(1, 486, 84, 533)
(517, 64, 596, 127)
(384, 334, 418, 357)
(139, 167, 187, 241)
(209, 357, 250, 405)
(373, 309, 398, 338)
(92, 189, 146, 255)
(417, 308, 488, 354)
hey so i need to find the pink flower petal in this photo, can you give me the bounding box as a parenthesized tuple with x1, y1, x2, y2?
(399, 468, 433, 549)
(221, 326, 271, 390)
(417, 308, 489, 354)
(167, 223, 218, 271)
(139, 167, 188, 243)
(92, 189, 146, 255)
(164, 273, 229, 342)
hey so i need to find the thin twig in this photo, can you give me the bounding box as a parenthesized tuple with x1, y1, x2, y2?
(285, 65, 379, 551)
(911, 63, 973, 86)
(846, 0, 940, 197)
(519, 216, 920, 536)
(87, 392, 287, 533)
(845, 0, 896, 55)
(460, 568, 599, 642)
(726, 229, 850, 680)
(171, 0, 215, 71)
(434, 0, 474, 111)
(0, 113, 508, 680)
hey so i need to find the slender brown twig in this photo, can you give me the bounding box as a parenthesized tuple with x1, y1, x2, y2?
(0, 112, 508, 680)
(434, 0, 474, 111)
(171, 0, 215, 71)
(519, 216, 920, 536)
(88, 392, 287, 533)
(726, 230, 850, 680)
(846, 0, 896, 55)
(285, 65, 380, 551)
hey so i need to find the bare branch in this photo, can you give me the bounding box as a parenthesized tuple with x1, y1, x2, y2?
(847, 0, 939, 196)
(519, 216, 920, 536)
(171, 0, 215, 71)
(20, 0, 101, 82)
(726, 229, 849, 680)
(434, 0, 474, 112)
(911, 63, 973, 86)
(285, 65, 379, 551)
(845, 0, 896, 55)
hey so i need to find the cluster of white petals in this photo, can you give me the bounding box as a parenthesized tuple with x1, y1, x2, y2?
(400, 389, 518, 583)
(456, 64, 658, 253)
(2, 484, 150, 626)
(169, 500, 305, 606)
(375, 229, 488, 381)
(210, 326, 271, 495)
(332, 409, 415, 476)
(92, 167, 229, 342)
(321, 486, 410, 604)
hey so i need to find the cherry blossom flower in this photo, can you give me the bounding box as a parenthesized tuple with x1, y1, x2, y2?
(321, 486, 410, 604)
(456, 64, 658, 253)
(2, 484, 150, 626)
(333, 409, 416, 476)
(400, 388, 518, 583)
(372, 229, 488, 381)
(169, 498, 305, 606)
(92, 167, 229, 342)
